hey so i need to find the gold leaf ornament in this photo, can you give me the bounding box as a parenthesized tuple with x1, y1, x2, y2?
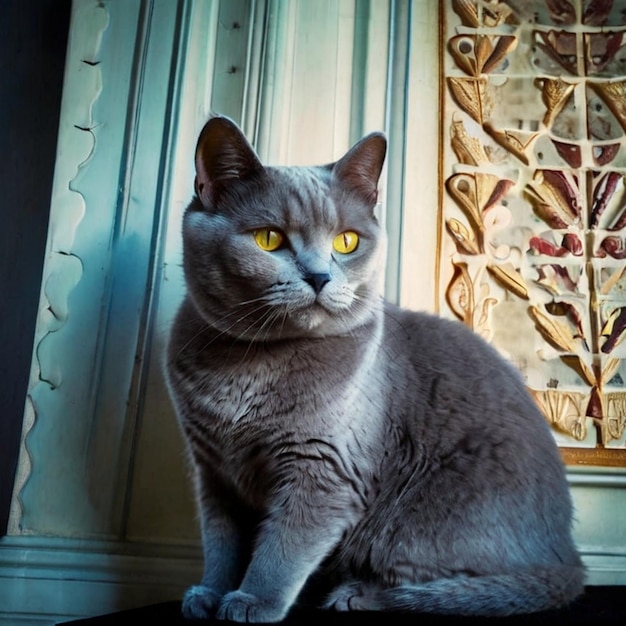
(446, 262, 475, 326)
(483, 123, 538, 166)
(449, 35, 517, 77)
(452, 0, 480, 26)
(450, 119, 490, 166)
(530, 305, 594, 386)
(447, 77, 490, 125)
(486, 263, 530, 299)
(605, 393, 626, 443)
(446, 218, 481, 255)
(529, 304, 580, 354)
(525, 170, 581, 228)
(588, 81, 626, 134)
(530, 388, 588, 441)
(446, 174, 485, 236)
(602, 358, 621, 385)
(600, 266, 626, 296)
(446, 173, 513, 237)
(451, 0, 514, 27)
(535, 77, 576, 128)
(545, 301, 587, 345)
(560, 355, 597, 388)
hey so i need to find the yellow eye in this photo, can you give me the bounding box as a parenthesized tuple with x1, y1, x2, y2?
(253, 228, 284, 251)
(333, 231, 359, 254)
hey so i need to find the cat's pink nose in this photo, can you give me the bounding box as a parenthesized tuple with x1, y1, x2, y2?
(304, 273, 331, 294)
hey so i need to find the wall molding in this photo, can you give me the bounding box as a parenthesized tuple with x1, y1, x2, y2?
(580, 548, 626, 585)
(568, 467, 626, 487)
(0, 536, 201, 624)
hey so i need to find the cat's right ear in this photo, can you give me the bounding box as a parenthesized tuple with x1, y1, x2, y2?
(194, 116, 263, 208)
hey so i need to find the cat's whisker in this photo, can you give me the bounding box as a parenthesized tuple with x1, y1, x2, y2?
(235, 295, 275, 308)
(228, 307, 285, 370)
(172, 321, 216, 363)
(196, 301, 276, 349)
(240, 309, 275, 346)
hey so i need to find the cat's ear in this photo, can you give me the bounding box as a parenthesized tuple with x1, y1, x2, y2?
(194, 116, 263, 207)
(332, 132, 387, 206)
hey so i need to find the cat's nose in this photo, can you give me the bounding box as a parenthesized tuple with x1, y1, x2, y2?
(304, 272, 331, 294)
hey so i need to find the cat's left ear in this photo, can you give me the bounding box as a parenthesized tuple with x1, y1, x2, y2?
(332, 132, 387, 206)
(194, 116, 263, 208)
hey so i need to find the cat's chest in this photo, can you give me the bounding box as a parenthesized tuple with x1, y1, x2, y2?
(199, 364, 280, 425)
(190, 357, 335, 500)
(182, 347, 326, 466)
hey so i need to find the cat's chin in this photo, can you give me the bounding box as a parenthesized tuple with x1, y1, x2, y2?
(287, 304, 368, 338)
(286, 307, 331, 334)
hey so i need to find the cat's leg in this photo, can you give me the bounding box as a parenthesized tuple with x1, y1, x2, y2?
(182, 467, 253, 620)
(216, 483, 354, 623)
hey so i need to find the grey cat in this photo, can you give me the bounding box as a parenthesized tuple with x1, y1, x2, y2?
(165, 116, 584, 622)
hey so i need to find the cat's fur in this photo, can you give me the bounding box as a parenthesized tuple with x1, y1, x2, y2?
(166, 116, 584, 622)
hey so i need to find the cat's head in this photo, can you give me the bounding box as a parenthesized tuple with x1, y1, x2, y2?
(182, 116, 387, 340)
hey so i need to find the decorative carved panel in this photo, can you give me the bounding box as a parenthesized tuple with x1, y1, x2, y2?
(441, 0, 626, 465)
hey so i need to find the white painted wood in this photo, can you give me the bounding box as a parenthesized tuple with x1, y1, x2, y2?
(124, 0, 222, 543)
(256, 0, 360, 165)
(10, 0, 185, 539)
(397, 0, 440, 312)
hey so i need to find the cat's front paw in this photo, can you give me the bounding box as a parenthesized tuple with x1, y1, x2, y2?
(216, 590, 287, 623)
(182, 584, 221, 620)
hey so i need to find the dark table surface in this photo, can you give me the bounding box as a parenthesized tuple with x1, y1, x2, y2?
(60, 586, 626, 625)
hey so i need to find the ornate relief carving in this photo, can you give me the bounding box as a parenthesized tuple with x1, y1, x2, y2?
(447, 77, 492, 125)
(442, 0, 626, 461)
(536, 77, 576, 128)
(448, 35, 517, 77)
(9, 0, 109, 531)
(530, 389, 588, 441)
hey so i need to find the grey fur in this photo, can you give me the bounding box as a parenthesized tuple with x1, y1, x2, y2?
(165, 116, 584, 623)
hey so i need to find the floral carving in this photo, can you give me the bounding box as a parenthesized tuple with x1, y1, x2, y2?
(530, 389, 587, 441)
(587, 80, 626, 134)
(605, 392, 626, 443)
(526, 170, 582, 228)
(451, 0, 514, 27)
(600, 307, 626, 354)
(449, 35, 517, 77)
(443, 0, 626, 458)
(446, 262, 498, 336)
(450, 118, 491, 166)
(447, 77, 491, 125)
(445, 172, 529, 302)
(536, 77, 576, 128)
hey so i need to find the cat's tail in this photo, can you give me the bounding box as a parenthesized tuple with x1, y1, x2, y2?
(327, 565, 585, 616)
(377, 565, 585, 616)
